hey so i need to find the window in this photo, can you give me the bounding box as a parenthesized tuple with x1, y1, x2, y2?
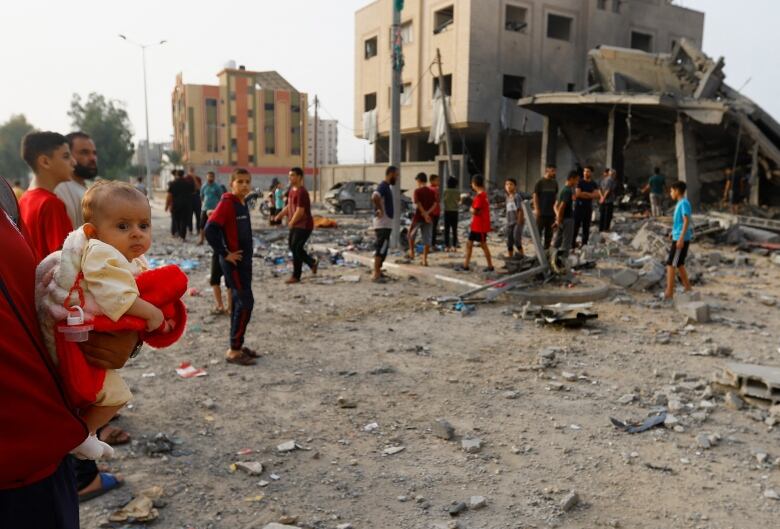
(187, 107, 195, 151)
(230, 138, 237, 149)
(567, 83, 576, 92)
(631, 31, 653, 53)
(401, 83, 412, 106)
(547, 14, 572, 41)
(434, 6, 454, 34)
(264, 90, 275, 155)
(248, 109, 254, 118)
(612, 0, 621, 13)
(229, 91, 236, 101)
(364, 92, 377, 112)
(597, 0, 607, 9)
(502, 75, 525, 100)
(248, 155, 255, 164)
(205, 99, 218, 153)
(433, 74, 452, 97)
(248, 131, 254, 141)
(290, 92, 302, 156)
(505, 5, 528, 33)
(230, 115, 236, 124)
(389, 21, 413, 47)
(365, 36, 378, 59)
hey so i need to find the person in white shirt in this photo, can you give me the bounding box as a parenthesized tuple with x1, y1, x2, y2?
(55, 132, 97, 227)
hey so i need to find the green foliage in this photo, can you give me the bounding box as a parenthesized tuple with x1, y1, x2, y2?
(163, 148, 183, 169)
(0, 114, 35, 182)
(68, 93, 135, 180)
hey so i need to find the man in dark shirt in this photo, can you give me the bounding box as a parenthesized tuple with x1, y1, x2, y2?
(409, 173, 436, 266)
(274, 167, 317, 284)
(372, 166, 397, 282)
(553, 171, 578, 259)
(723, 166, 746, 214)
(573, 165, 599, 247)
(166, 170, 195, 241)
(533, 164, 559, 249)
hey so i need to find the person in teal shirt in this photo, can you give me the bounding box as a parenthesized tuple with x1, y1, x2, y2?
(665, 181, 694, 300)
(642, 167, 666, 217)
(199, 171, 226, 244)
(270, 178, 285, 226)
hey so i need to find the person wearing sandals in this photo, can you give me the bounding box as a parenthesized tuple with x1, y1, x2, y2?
(205, 168, 259, 366)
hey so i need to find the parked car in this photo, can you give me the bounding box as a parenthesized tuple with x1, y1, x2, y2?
(324, 181, 411, 215)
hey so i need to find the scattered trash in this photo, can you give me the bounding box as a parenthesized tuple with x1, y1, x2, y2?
(176, 362, 207, 379)
(108, 486, 164, 524)
(610, 411, 668, 434)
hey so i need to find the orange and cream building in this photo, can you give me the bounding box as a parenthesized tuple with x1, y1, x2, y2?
(172, 65, 309, 180)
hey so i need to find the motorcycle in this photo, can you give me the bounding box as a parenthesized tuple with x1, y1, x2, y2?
(245, 187, 272, 218)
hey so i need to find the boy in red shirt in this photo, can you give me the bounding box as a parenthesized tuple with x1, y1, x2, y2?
(462, 174, 494, 272)
(428, 174, 441, 250)
(18, 132, 75, 262)
(408, 172, 436, 266)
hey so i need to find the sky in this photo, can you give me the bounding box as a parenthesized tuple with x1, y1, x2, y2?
(0, 0, 777, 165)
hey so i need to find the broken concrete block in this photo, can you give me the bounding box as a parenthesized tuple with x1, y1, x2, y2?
(560, 491, 580, 512)
(676, 301, 710, 323)
(739, 226, 780, 244)
(771, 254, 780, 267)
(723, 392, 745, 411)
(633, 260, 666, 291)
(461, 438, 482, 453)
(432, 419, 455, 440)
(469, 496, 487, 510)
(612, 269, 639, 288)
(382, 446, 405, 456)
(675, 291, 701, 304)
(234, 461, 264, 476)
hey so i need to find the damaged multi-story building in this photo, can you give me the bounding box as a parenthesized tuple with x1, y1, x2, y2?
(353, 0, 704, 186)
(519, 39, 780, 208)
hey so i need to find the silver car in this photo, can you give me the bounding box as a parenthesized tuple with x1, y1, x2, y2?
(325, 181, 411, 215)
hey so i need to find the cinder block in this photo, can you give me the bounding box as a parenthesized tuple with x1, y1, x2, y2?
(676, 301, 710, 323)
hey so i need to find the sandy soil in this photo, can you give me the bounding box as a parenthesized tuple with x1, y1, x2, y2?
(79, 200, 780, 529)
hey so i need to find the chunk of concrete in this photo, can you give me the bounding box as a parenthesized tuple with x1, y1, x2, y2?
(633, 260, 666, 291)
(612, 269, 639, 288)
(560, 491, 580, 512)
(723, 392, 745, 411)
(461, 438, 482, 453)
(432, 419, 455, 440)
(676, 301, 711, 323)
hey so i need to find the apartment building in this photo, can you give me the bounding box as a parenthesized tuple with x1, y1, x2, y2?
(354, 0, 704, 186)
(307, 118, 339, 166)
(172, 65, 308, 179)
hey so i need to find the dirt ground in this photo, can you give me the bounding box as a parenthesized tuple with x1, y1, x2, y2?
(79, 199, 780, 529)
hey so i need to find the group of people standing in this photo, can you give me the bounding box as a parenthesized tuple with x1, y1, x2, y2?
(165, 167, 205, 242)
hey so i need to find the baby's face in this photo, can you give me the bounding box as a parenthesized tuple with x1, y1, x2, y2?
(93, 199, 152, 261)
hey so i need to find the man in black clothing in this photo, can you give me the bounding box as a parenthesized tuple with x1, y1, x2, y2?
(167, 170, 195, 240)
(533, 164, 559, 249)
(573, 165, 599, 247)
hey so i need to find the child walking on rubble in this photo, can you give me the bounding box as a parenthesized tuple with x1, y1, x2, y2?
(664, 181, 694, 300)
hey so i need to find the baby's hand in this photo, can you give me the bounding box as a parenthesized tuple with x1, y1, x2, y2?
(146, 307, 165, 332)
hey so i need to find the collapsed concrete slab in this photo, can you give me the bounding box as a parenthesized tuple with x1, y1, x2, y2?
(519, 39, 780, 209)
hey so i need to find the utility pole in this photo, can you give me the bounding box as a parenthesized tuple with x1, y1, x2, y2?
(435, 48, 455, 187)
(390, 0, 404, 247)
(119, 34, 166, 198)
(313, 95, 319, 203)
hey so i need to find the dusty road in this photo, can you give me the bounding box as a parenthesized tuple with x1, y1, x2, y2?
(79, 200, 780, 529)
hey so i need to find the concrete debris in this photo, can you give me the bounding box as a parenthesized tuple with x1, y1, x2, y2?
(233, 461, 264, 476)
(537, 348, 559, 368)
(617, 393, 637, 405)
(723, 392, 746, 410)
(461, 438, 483, 454)
(612, 269, 639, 289)
(448, 501, 468, 516)
(717, 362, 780, 404)
(764, 489, 780, 501)
(432, 419, 456, 440)
(560, 491, 580, 512)
(263, 524, 302, 529)
(469, 496, 487, 510)
(676, 302, 711, 323)
(382, 446, 406, 456)
(695, 432, 720, 450)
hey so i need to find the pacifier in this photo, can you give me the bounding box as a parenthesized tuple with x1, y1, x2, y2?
(57, 306, 94, 342)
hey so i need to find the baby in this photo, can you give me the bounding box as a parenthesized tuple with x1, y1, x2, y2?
(37, 180, 166, 460)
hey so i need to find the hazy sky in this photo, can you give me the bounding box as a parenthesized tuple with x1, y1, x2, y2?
(0, 0, 777, 164)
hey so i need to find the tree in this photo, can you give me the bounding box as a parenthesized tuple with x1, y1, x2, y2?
(0, 114, 35, 183)
(68, 93, 135, 180)
(163, 148, 183, 170)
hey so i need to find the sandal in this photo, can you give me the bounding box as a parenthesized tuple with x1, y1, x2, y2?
(241, 347, 261, 359)
(97, 425, 131, 446)
(210, 307, 226, 315)
(226, 353, 256, 366)
(79, 472, 124, 503)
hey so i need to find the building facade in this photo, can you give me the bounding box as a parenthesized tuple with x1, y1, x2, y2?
(307, 118, 339, 166)
(354, 0, 704, 187)
(132, 140, 172, 174)
(172, 66, 308, 180)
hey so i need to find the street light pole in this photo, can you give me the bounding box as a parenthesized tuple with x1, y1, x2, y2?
(389, 0, 404, 248)
(119, 35, 166, 199)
